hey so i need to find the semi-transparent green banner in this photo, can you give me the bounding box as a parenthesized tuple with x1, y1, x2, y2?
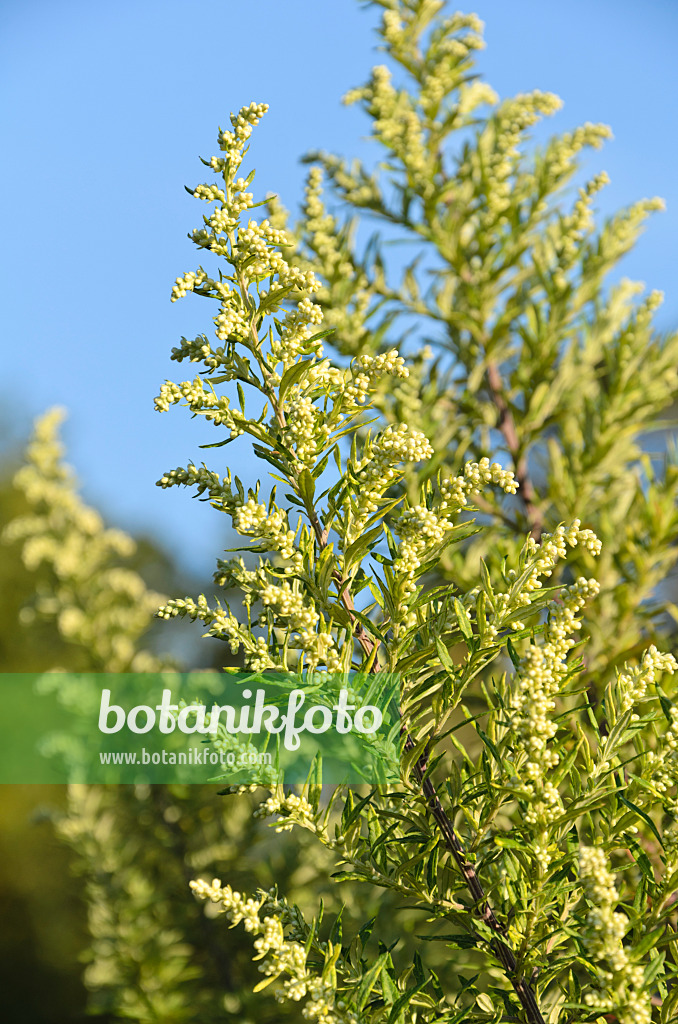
(0, 671, 400, 784)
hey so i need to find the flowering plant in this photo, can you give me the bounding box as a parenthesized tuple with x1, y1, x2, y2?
(7, 2, 678, 1022)
(152, 70, 678, 1024)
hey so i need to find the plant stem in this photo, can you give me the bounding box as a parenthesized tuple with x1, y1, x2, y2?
(404, 736, 546, 1024)
(236, 266, 544, 1020)
(486, 361, 543, 542)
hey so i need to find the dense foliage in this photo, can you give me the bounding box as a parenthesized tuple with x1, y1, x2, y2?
(6, 2, 678, 1022)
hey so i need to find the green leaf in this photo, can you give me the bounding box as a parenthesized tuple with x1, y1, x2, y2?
(506, 637, 521, 669)
(479, 558, 494, 601)
(642, 950, 666, 987)
(198, 437, 235, 449)
(474, 724, 503, 769)
(435, 637, 458, 676)
(343, 523, 384, 570)
(475, 992, 495, 1013)
(278, 359, 316, 402)
(619, 793, 663, 845)
(258, 282, 294, 313)
(417, 932, 477, 948)
(356, 951, 390, 1010)
(253, 972, 280, 992)
(380, 966, 399, 1008)
(401, 735, 429, 782)
(413, 952, 426, 989)
(357, 915, 377, 950)
(634, 925, 666, 959)
(297, 468, 315, 505)
(350, 608, 387, 643)
(453, 597, 473, 640)
(329, 906, 344, 946)
(387, 980, 429, 1024)
(305, 327, 337, 344)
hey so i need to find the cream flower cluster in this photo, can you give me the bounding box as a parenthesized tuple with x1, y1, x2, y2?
(542, 122, 613, 183)
(385, 457, 517, 607)
(508, 566, 601, 868)
(534, 170, 612, 290)
(171, 268, 207, 302)
(173, 700, 278, 785)
(235, 499, 301, 567)
(440, 457, 518, 508)
(169, 333, 229, 370)
(217, 101, 269, 153)
(154, 377, 243, 435)
(606, 645, 678, 811)
(189, 104, 270, 256)
(189, 879, 349, 1023)
(278, 352, 410, 468)
(493, 520, 602, 631)
(508, 120, 612, 227)
(235, 218, 288, 272)
(374, 459, 517, 606)
(281, 390, 330, 465)
(157, 594, 277, 670)
(163, 552, 342, 672)
(566, 196, 662, 295)
(207, 211, 322, 344)
(168, 101, 325, 375)
(213, 290, 250, 341)
(349, 349, 409, 402)
(663, 826, 678, 875)
(156, 462, 235, 508)
(208, 189, 253, 231)
(303, 166, 356, 280)
(192, 182, 226, 203)
(160, 473, 310, 585)
(457, 80, 498, 118)
(356, 423, 433, 473)
(4, 409, 167, 673)
(512, 578, 600, 781)
(271, 290, 326, 369)
(345, 65, 428, 183)
(258, 581, 338, 671)
(253, 792, 316, 833)
(578, 846, 651, 1024)
(479, 91, 563, 219)
(614, 644, 677, 718)
(419, 13, 486, 111)
(172, 271, 250, 344)
(302, 350, 409, 414)
(377, 7, 486, 116)
(298, 166, 381, 354)
(348, 424, 434, 539)
(312, 152, 381, 211)
(494, 91, 563, 155)
(284, 296, 324, 333)
(633, 653, 678, 810)
(393, 505, 451, 600)
(557, 172, 610, 262)
(642, 746, 678, 807)
(610, 196, 666, 247)
(529, 518, 602, 557)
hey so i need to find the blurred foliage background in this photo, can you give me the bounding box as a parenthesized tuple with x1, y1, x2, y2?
(0, 450, 187, 1022)
(0, 415, 469, 1023)
(2, 0, 678, 1020)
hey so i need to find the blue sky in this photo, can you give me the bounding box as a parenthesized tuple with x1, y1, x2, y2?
(2, 0, 677, 580)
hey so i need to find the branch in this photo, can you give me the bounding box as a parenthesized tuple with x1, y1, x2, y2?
(287, 434, 544, 1021)
(486, 361, 543, 542)
(404, 736, 546, 1024)
(267, 335, 543, 1018)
